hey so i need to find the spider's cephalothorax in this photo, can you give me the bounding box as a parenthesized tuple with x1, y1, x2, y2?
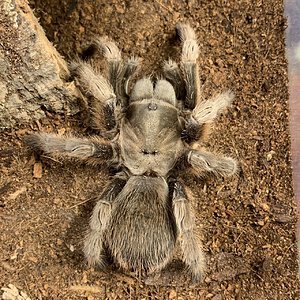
(25, 24, 237, 281)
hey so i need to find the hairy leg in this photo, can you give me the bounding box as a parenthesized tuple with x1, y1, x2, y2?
(182, 91, 234, 143)
(172, 181, 205, 281)
(84, 178, 126, 267)
(192, 91, 234, 124)
(92, 36, 123, 91)
(181, 117, 209, 144)
(176, 24, 235, 143)
(70, 60, 116, 130)
(187, 149, 238, 178)
(163, 59, 185, 101)
(89, 37, 140, 107)
(176, 23, 201, 110)
(24, 133, 117, 164)
(120, 57, 140, 101)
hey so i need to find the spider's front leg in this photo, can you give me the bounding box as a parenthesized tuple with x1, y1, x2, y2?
(88, 37, 140, 106)
(71, 39, 139, 131)
(176, 23, 201, 110)
(84, 178, 126, 267)
(70, 61, 117, 131)
(172, 181, 206, 281)
(176, 24, 234, 143)
(176, 23, 205, 143)
(24, 133, 118, 164)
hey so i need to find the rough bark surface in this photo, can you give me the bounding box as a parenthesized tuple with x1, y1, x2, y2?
(0, 0, 79, 130)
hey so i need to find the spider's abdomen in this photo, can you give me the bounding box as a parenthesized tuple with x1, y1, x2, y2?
(119, 99, 185, 176)
(104, 176, 176, 271)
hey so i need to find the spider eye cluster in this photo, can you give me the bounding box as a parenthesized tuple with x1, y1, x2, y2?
(142, 149, 159, 155)
(147, 103, 158, 110)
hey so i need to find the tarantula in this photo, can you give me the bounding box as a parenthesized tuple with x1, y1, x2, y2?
(25, 23, 237, 281)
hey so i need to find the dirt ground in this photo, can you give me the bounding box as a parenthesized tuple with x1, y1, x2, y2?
(1, 0, 299, 299)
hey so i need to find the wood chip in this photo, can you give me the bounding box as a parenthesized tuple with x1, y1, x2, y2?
(115, 274, 135, 285)
(169, 289, 177, 299)
(260, 202, 270, 212)
(57, 128, 66, 135)
(1, 284, 31, 300)
(33, 162, 43, 178)
(8, 186, 27, 200)
(1, 261, 16, 272)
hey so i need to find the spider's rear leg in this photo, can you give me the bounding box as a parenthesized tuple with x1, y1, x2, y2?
(24, 133, 118, 165)
(187, 149, 238, 178)
(84, 178, 126, 267)
(172, 181, 206, 281)
(176, 23, 201, 110)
